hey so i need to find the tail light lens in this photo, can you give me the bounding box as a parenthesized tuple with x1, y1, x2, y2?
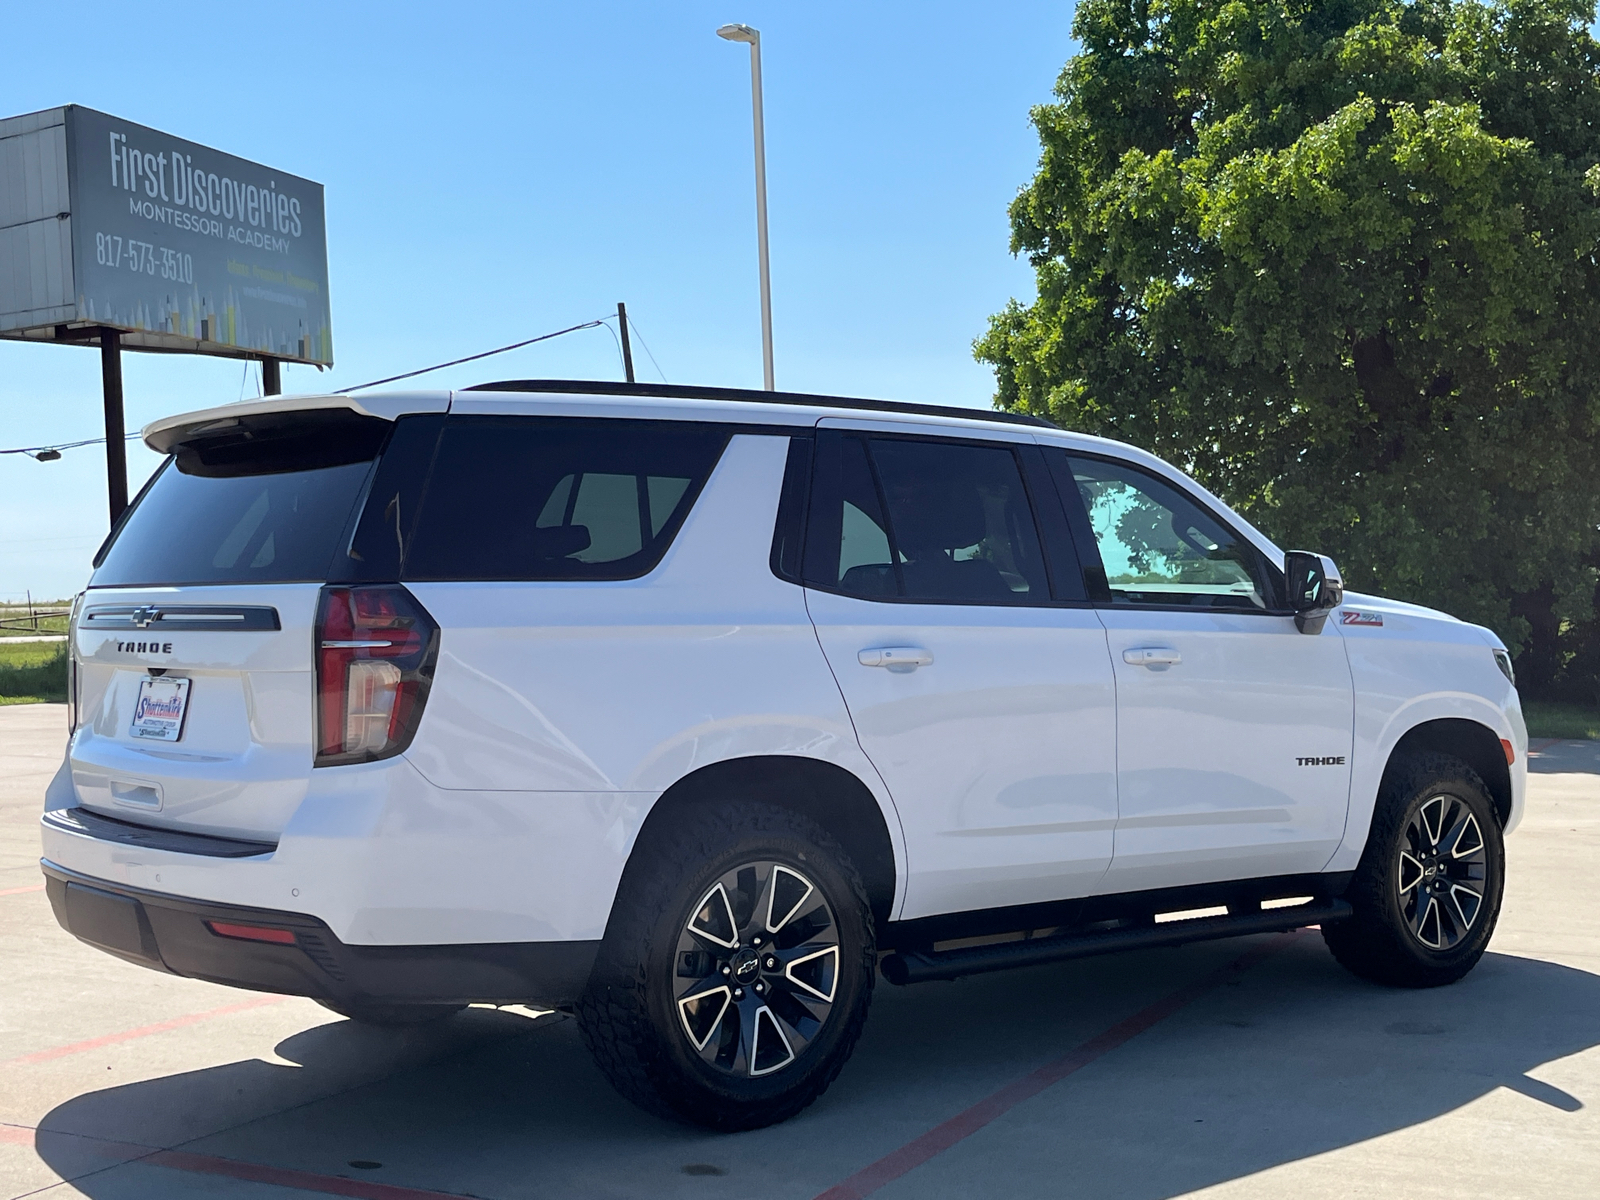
(314, 585, 439, 766)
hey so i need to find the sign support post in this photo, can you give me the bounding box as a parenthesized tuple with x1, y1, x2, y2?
(261, 358, 280, 396)
(99, 328, 127, 525)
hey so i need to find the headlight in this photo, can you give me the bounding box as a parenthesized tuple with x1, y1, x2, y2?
(1493, 648, 1515, 687)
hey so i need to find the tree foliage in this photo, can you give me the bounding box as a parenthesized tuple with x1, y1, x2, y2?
(977, 0, 1600, 698)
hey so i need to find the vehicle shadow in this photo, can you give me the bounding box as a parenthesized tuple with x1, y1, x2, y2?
(31, 936, 1600, 1199)
(1526, 738, 1600, 775)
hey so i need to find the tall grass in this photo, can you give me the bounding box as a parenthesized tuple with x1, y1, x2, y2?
(0, 641, 67, 703)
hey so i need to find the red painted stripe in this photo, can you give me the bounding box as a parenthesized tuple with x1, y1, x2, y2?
(5, 995, 288, 1067)
(813, 933, 1301, 1200)
(0, 883, 45, 897)
(146, 1150, 479, 1200)
(2, 1125, 475, 1199)
(1529, 738, 1563, 752)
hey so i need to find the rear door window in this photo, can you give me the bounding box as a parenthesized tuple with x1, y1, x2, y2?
(401, 417, 729, 582)
(803, 433, 1053, 605)
(91, 411, 386, 588)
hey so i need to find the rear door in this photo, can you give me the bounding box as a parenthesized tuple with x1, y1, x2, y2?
(1046, 450, 1355, 891)
(68, 407, 438, 840)
(803, 423, 1118, 919)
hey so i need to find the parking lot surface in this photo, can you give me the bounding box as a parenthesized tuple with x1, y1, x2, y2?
(4, 701, 1598, 1199)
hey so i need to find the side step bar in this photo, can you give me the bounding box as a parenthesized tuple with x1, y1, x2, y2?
(879, 898, 1353, 986)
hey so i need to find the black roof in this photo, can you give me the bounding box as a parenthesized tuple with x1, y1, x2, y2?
(462, 378, 1055, 429)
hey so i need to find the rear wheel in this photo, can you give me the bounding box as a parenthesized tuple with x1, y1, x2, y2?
(577, 803, 874, 1130)
(1323, 753, 1504, 987)
(315, 999, 465, 1028)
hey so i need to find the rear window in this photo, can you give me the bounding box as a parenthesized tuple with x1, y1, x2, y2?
(401, 416, 729, 581)
(91, 411, 386, 588)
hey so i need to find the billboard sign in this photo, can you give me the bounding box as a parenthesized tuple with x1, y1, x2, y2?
(0, 105, 332, 365)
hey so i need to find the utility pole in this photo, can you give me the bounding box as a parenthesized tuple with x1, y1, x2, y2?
(617, 303, 636, 384)
(99, 328, 127, 526)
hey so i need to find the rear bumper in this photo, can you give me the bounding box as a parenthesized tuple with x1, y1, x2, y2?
(41, 861, 598, 1008)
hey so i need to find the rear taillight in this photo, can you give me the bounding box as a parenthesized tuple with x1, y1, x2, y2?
(314, 585, 439, 766)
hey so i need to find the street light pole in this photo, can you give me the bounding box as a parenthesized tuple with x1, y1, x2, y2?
(717, 23, 775, 391)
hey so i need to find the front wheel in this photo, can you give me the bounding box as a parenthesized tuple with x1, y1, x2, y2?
(577, 803, 875, 1130)
(1324, 753, 1504, 987)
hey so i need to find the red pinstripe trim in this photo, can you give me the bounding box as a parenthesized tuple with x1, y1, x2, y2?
(0, 883, 45, 897)
(812, 933, 1301, 1200)
(5, 995, 287, 1067)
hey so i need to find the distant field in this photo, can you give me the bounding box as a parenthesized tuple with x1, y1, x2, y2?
(0, 640, 67, 704)
(0, 601, 70, 639)
(1523, 701, 1600, 742)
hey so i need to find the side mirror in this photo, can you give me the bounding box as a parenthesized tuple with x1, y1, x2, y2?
(1285, 550, 1344, 634)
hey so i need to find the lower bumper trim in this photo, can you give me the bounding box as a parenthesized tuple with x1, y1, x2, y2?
(41, 861, 598, 1008)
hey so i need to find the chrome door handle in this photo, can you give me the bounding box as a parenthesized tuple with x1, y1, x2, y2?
(858, 647, 934, 671)
(1123, 647, 1182, 667)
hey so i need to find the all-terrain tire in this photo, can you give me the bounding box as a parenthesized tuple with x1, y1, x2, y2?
(576, 802, 875, 1131)
(315, 999, 466, 1027)
(1323, 753, 1504, 987)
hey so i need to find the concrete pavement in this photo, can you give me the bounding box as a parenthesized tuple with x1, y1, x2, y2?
(3, 703, 1597, 1199)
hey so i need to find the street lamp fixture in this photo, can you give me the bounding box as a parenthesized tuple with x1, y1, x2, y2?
(717, 22, 775, 391)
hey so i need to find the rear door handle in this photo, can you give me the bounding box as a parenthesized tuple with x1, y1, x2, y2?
(1123, 646, 1182, 667)
(858, 647, 934, 671)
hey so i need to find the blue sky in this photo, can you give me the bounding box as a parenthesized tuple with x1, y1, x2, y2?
(1, 1, 1077, 601)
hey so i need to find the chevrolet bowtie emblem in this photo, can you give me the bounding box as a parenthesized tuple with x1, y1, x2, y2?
(129, 606, 160, 629)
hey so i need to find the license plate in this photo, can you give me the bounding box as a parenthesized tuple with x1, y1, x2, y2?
(130, 676, 191, 742)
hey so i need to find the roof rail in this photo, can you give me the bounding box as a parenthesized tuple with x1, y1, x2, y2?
(462, 378, 1056, 429)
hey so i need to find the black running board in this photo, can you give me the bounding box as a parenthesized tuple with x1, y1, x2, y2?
(879, 899, 1352, 986)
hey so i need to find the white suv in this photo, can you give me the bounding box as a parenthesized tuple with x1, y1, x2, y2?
(41, 381, 1525, 1129)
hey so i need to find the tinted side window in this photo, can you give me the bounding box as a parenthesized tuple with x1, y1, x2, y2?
(1066, 455, 1279, 610)
(403, 417, 728, 582)
(804, 433, 1051, 605)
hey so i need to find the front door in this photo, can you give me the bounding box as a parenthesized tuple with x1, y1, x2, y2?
(802, 426, 1119, 920)
(1050, 450, 1354, 893)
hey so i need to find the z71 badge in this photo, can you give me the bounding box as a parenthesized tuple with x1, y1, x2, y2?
(1341, 611, 1383, 626)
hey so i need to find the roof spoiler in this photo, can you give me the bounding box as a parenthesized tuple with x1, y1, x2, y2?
(141, 393, 451, 455)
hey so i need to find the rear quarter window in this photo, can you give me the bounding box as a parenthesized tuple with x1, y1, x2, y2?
(400, 416, 729, 582)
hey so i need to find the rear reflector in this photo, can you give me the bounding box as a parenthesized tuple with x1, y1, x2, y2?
(1501, 738, 1515, 765)
(206, 921, 297, 945)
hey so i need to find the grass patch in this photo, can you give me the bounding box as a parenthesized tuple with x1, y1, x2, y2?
(0, 640, 67, 703)
(1522, 701, 1600, 742)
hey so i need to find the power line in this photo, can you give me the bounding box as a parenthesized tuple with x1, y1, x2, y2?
(344, 319, 608, 391)
(0, 316, 613, 457)
(620, 313, 668, 382)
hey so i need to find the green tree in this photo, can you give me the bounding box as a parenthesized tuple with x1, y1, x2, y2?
(977, 0, 1600, 699)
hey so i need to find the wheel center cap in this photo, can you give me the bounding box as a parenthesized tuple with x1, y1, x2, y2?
(732, 948, 761, 984)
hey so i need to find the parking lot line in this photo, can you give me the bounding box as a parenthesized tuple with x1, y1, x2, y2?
(812, 931, 1303, 1200)
(141, 1149, 484, 1200)
(4, 995, 288, 1067)
(2, 1123, 481, 1200)
(0, 884, 44, 897)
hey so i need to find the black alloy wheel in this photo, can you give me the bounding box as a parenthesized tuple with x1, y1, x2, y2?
(673, 860, 840, 1078)
(1323, 753, 1504, 988)
(1396, 793, 1488, 951)
(578, 802, 875, 1130)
